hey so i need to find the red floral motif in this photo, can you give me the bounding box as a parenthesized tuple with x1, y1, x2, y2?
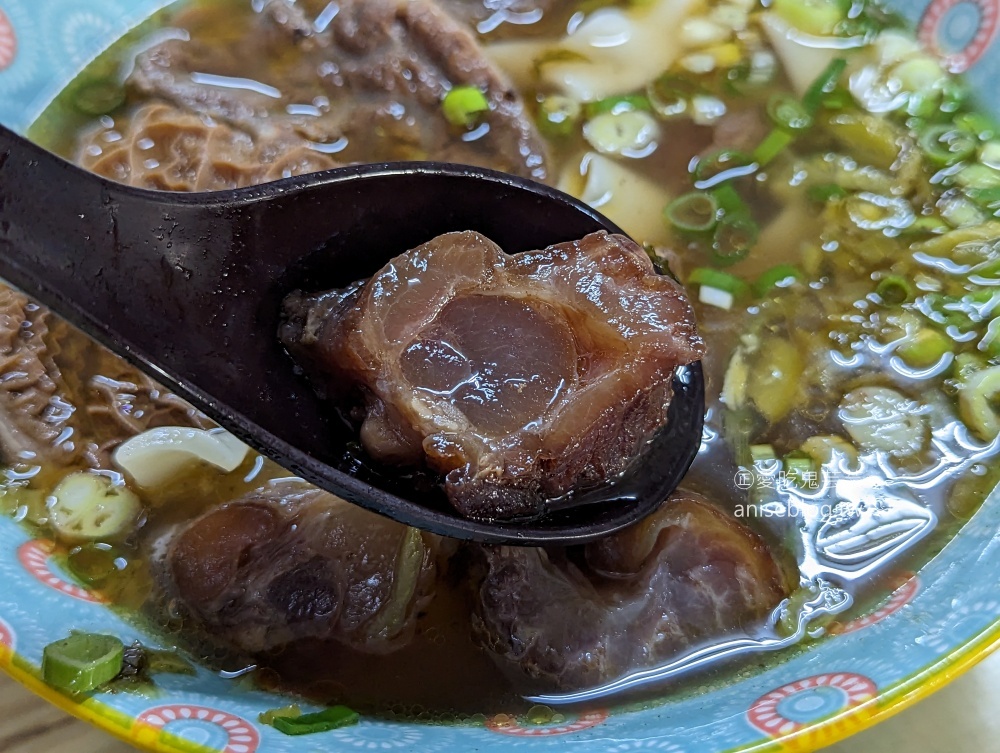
(486, 709, 608, 737)
(0, 9, 15, 71)
(919, 0, 999, 72)
(136, 705, 260, 753)
(830, 573, 920, 636)
(17, 539, 105, 603)
(747, 673, 877, 738)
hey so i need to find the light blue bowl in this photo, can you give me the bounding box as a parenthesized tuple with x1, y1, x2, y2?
(1, 1, 999, 751)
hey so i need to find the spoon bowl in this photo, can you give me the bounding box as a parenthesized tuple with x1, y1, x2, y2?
(0, 124, 704, 544)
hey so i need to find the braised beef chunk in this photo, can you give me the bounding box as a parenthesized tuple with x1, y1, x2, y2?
(471, 491, 792, 689)
(281, 230, 704, 520)
(78, 0, 547, 189)
(157, 482, 438, 655)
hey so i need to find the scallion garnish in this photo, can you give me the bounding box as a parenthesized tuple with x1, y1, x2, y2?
(752, 128, 794, 166)
(919, 124, 977, 166)
(43, 633, 125, 694)
(536, 95, 581, 139)
(807, 183, 848, 203)
(875, 275, 914, 305)
(710, 214, 758, 267)
(442, 86, 490, 127)
(687, 267, 750, 296)
(802, 58, 848, 115)
(664, 192, 719, 233)
(767, 94, 813, 132)
(711, 183, 750, 218)
(270, 705, 360, 736)
(896, 328, 952, 368)
(585, 94, 651, 118)
(754, 264, 803, 297)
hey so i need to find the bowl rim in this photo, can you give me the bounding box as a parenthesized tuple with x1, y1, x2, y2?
(3, 606, 999, 751)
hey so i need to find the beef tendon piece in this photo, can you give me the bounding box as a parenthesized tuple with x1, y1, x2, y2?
(471, 491, 794, 690)
(281, 230, 705, 520)
(156, 482, 438, 656)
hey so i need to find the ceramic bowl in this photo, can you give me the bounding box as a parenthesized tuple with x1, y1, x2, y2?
(0, 1, 999, 751)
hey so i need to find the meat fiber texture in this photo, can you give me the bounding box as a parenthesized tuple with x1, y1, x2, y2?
(471, 490, 793, 689)
(281, 230, 705, 520)
(155, 481, 439, 656)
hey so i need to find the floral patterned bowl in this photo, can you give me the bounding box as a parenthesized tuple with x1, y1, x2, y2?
(1, 1, 999, 751)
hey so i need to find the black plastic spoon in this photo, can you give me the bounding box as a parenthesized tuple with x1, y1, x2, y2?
(0, 123, 704, 545)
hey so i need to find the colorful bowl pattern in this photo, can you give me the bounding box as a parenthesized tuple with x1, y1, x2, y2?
(1, 1, 1000, 751)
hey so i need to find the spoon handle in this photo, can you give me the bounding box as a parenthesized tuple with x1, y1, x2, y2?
(0, 124, 132, 354)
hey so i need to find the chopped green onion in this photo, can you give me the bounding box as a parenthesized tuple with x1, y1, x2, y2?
(259, 706, 303, 726)
(940, 195, 986, 228)
(939, 78, 969, 114)
(919, 124, 977, 166)
(875, 275, 914, 305)
(905, 91, 940, 119)
(712, 214, 759, 266)
(536, 95, 581, 139)
(772, 0, 851, 36)
(767, 94, 813, 132)
(897, 328, 952, 368)
(821, 87, 854, 111)
(724, 53, 777, 96)
(688, 267, 750, 296)
(806, 183, 848, 203)
(67, 543, 123, 585)
(834, 13, 880, 39)
(900, 215, 950, 235)
(43, 633, 124, 694)
(752, 128, 794, 166)
(750, 444, 777, 462)
(955, 111, 997, 140)
(971, 258, 1000, 283)
(955, 163, 1000, 190)
(647, 73, 701, 118)
(271, 706, 360, 736)
(980, 318, 1000, 358)
(664, 192, 719, 233)
(754, 264, 803, 297)
(959, 365, 1000, 440)
(711, 183, 750, 219)
(74, 80, 125, 116)
(442, 86, 490, 127)
(967, 186, 1000, 206)
(802, 58, 848, 115)
(583, 110, 659, 156)
(585, 94, 651, 118)
(783, 451, 816, 478)
(693, 149, 756, 187)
